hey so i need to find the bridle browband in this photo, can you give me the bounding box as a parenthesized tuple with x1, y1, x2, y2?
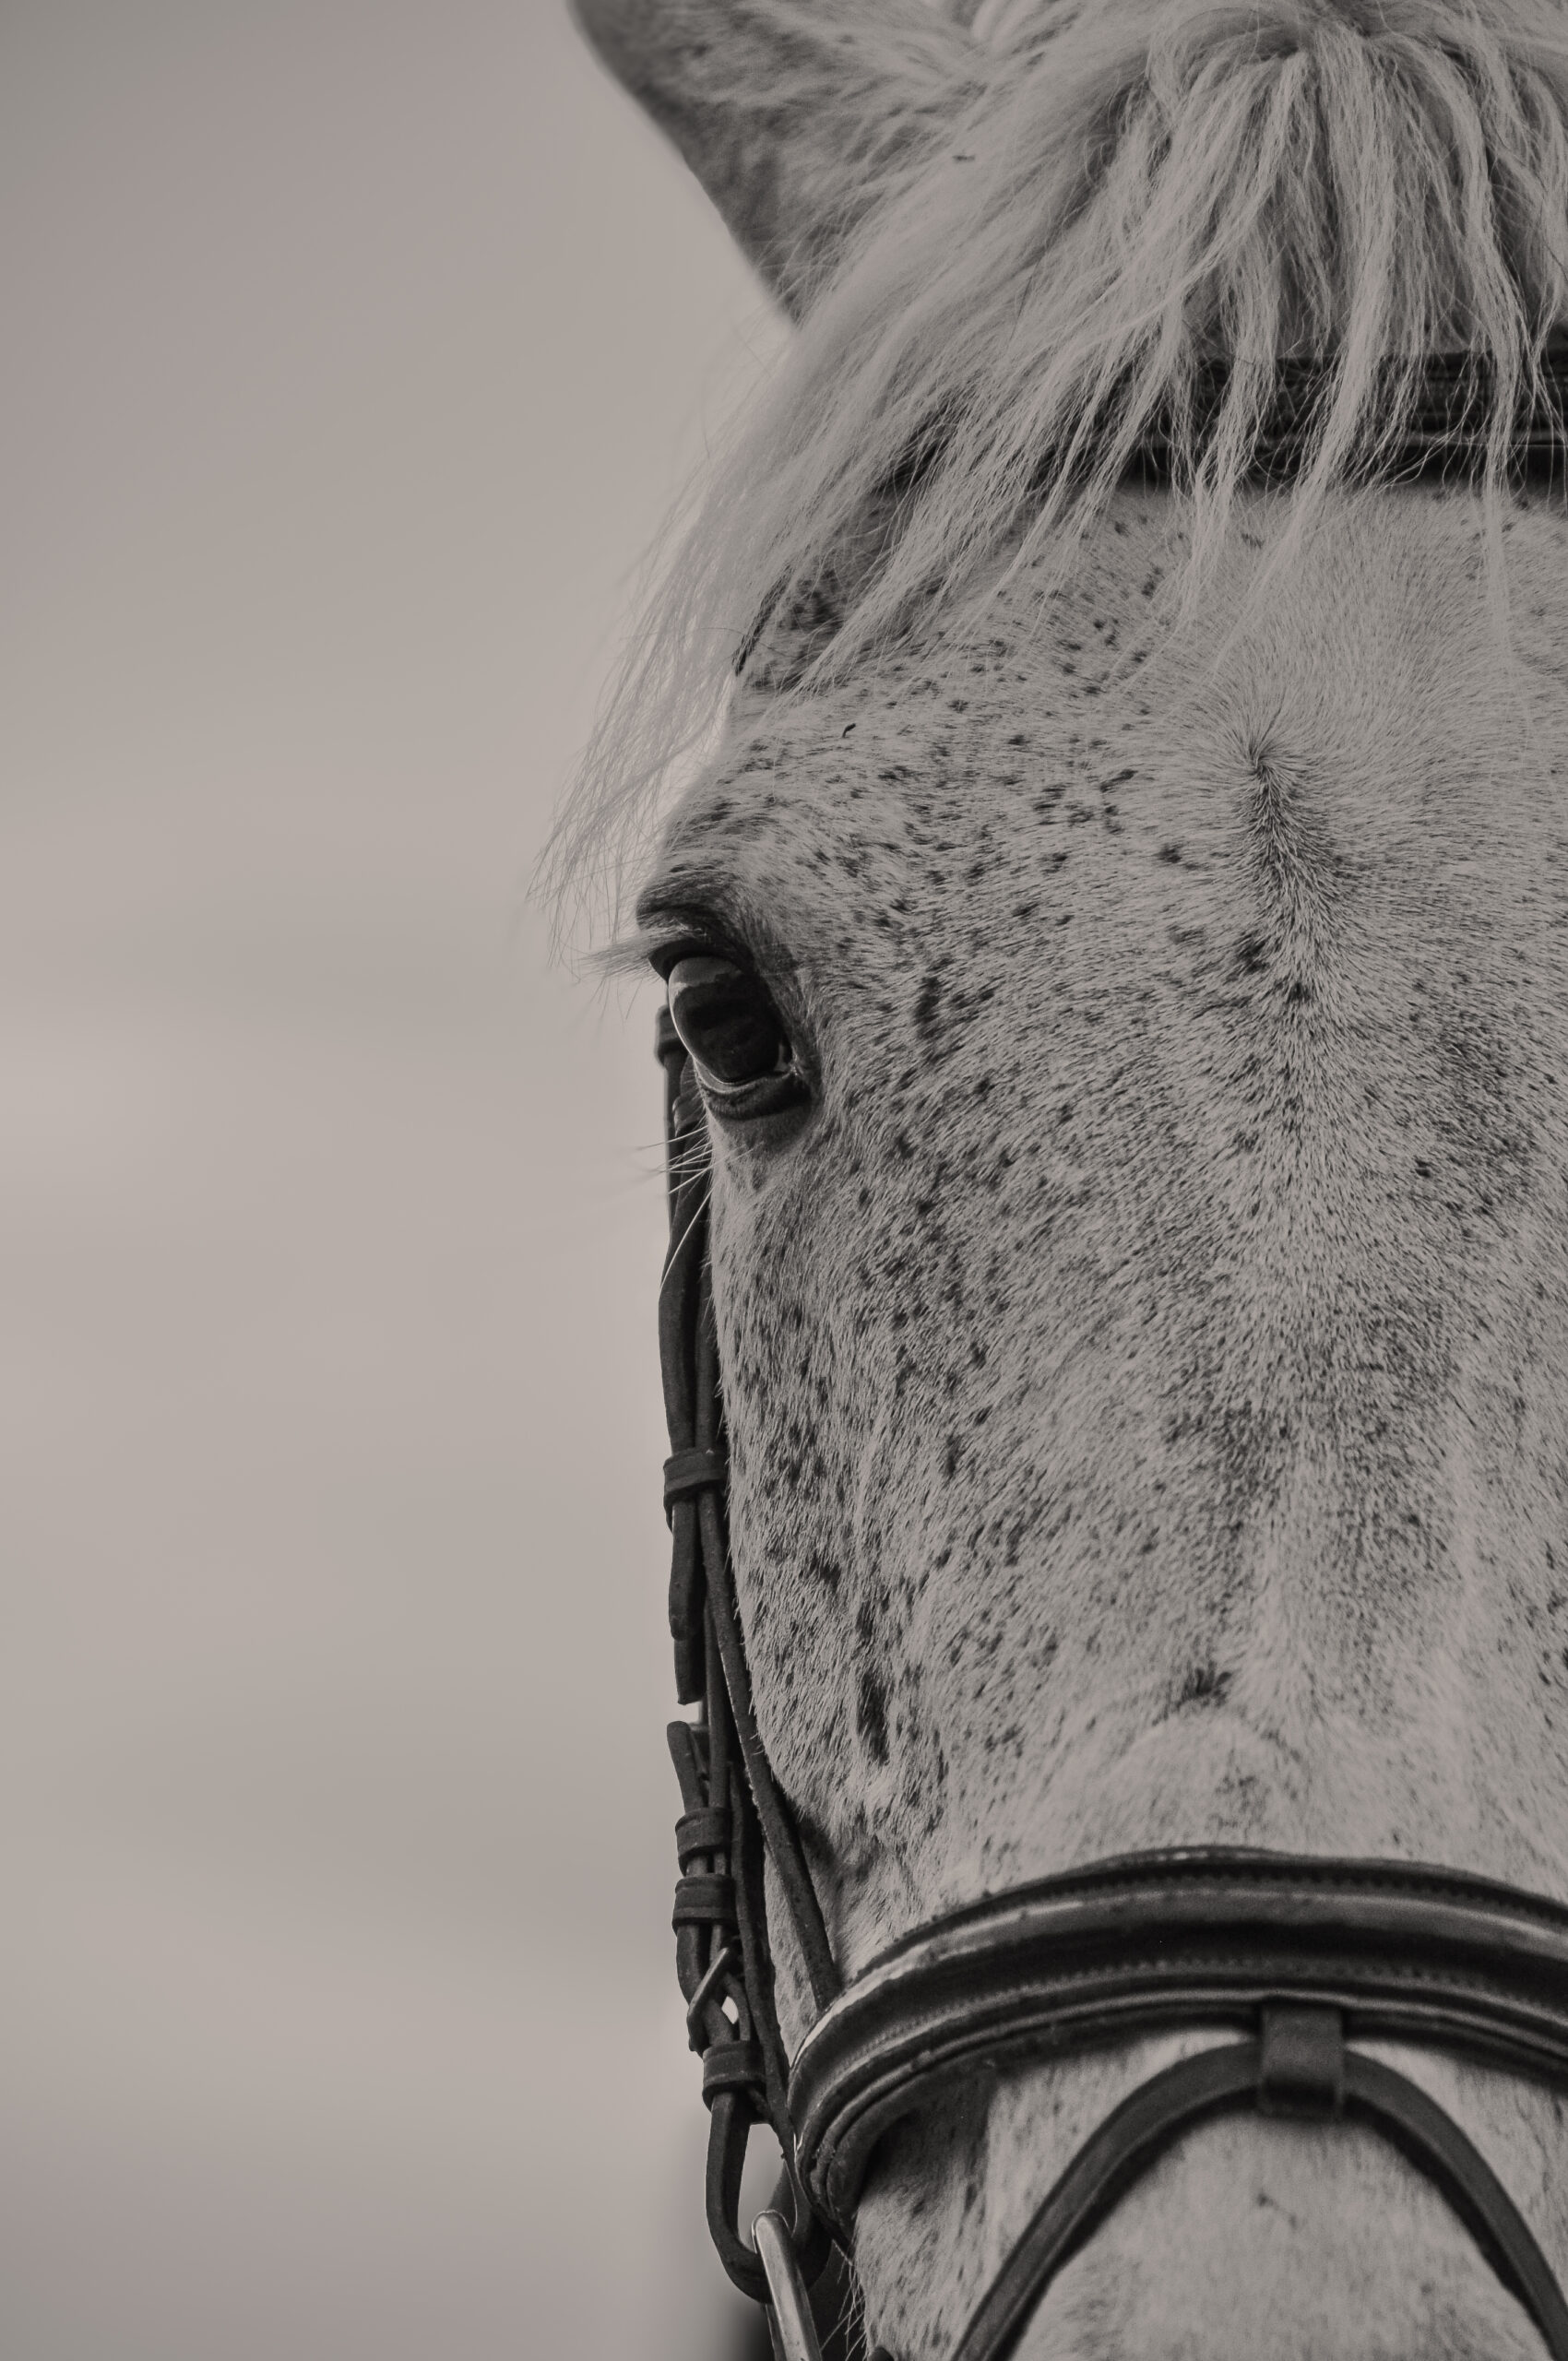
(648, 362, 1568, 2355)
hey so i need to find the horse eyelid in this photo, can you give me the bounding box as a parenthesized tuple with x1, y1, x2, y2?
(638, 913, 747, 980)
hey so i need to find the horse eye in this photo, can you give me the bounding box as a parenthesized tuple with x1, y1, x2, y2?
(667, 955, 796, 1101)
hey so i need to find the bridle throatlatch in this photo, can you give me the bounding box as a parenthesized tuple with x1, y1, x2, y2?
(655, 1007, 1568, 2361)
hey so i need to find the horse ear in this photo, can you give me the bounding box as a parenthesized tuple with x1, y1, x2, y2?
(570, 0, 978, 318)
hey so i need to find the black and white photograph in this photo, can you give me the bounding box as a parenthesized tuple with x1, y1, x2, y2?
(8, 2, 1568, 2356)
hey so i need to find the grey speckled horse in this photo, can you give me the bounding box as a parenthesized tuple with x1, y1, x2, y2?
(565, 1, 1568, 2353)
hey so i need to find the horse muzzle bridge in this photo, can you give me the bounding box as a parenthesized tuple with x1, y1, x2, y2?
(652, 1007, 1568, 2361)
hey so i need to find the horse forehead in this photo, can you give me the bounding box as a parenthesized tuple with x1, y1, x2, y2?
(673, 521, 1471, 902)
(671, 648, 1148, 931)
(653, 495, 1568, 1049)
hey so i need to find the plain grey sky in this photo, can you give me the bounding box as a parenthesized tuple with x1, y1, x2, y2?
(2, 6, 784, 2354)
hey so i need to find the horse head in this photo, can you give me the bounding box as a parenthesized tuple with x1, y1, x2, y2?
(567, 2, 1568, 2352)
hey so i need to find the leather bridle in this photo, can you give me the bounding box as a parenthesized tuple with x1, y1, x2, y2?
(650, 368, 1568, 2356)
(792, 1857, 1568, 2359)
(656, 1010, 1568, 2357)
(655, 1011, 1568, 2359)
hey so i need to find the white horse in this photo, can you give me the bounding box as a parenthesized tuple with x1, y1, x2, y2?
(563, 1, 1568, 2354)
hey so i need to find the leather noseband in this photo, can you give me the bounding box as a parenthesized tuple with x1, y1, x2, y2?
(791, 1850, 1568, 2360)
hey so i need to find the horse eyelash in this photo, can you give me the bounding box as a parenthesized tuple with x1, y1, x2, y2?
(594, 923, 680, 982)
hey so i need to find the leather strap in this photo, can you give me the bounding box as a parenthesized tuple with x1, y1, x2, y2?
(791, 1849, 1568, 2226)
(1133, 336, 1568, 487)
(663, 1445, 729, 1517)
(947, 2011, 1568, 2361)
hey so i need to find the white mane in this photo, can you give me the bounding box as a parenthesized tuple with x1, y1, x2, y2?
(558, 0, 1568, 915)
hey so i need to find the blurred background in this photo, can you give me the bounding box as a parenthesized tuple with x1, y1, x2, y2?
(1, 5, 786, 2354)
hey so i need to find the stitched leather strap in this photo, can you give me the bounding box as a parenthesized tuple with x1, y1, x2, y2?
(791, 1848, 1568, 2225)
